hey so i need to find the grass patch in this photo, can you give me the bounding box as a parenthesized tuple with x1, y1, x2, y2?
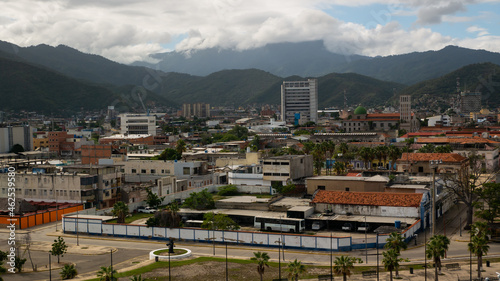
(153, 249, 188, 256)
(107, 212, 154, 224)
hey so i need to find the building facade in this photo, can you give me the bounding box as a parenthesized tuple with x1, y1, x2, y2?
(0, 125, 33, 153)
(460, 92, 481, 114)
(182, 103, 210, 118)
(281, 79, 318, 125)
(119, 114, 157, 136)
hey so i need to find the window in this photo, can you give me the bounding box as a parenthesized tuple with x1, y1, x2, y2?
(418, 166, 424, 173)
(345, 187, 350, 192)
(141, 169, 146, 174)
(318, 186, 325, 190)
(151, 169, 156, 174)
(131, 169, 137, 173)
(183, 167, 190, 175)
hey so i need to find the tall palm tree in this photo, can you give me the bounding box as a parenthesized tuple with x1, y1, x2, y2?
(425, 235, 450, 281)
(96, 266, 117, 281)
(286, 259, 307, 281)
(129, 275, 144, 281)
(312, 147, 326, 175)
(375, 145, 389, 168)
(384, 232, 408, 277)
(333, 255, 362, 281)
(251, 251, 270, 281)
(357, 147, 373, 170)
(382, 249, 401, 281)
(468, 221, 491, 280)
(111, 201, 129, 223)
(388, 145, 401, 171)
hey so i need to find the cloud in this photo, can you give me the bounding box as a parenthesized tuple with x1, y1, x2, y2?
(0, 0, 498, 64)
(466, 25, 490, 36)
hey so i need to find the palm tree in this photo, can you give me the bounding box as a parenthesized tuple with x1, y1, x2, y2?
(333, 255, 362, 281)
(60, 264, 78, 280)
(333, 161, 345, 175)
(251, 251, 270, 281)
(384, 232, 408, 277)
(382, 249, 401, 281)
(111, 201, 129, 223)
(286, 259, 307, 281)
(357, 147, 373, 170)
(312, 147, 326, 175)
(425, 235, 450, 281)
(468, 221, 491, 280)
(375, 145, 389, 168)
(96, 266, 117, 281)
(388, 146, 401, 171)
(175, 139, 186, 156)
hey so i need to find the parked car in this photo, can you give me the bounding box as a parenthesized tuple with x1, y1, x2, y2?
(357, 222, 370, 232)
(312, 221, 325, 231)
(137, 206, 157, 214)
(342, 223, 353, 231)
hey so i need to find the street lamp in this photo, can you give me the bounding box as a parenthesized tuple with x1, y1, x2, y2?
(364, 215, 368, 264)
(429, 159, 442, 236)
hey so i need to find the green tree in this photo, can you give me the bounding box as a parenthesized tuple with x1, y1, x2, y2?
(286, 259, 307, 281)
(468, 221, 491, 280)
(227, 125, 249, 140)
(418, 144, 436, 153)
(97, 266, 117, 281)
(0, 250, 7, 274)
(388, 146, 401, 171)
(201, 212, 240, 230)
(333, 255, 362, 281)
(250, 135, 261, 151)
(129, 275, 144, 281)
(474, 182, 500, 224)
(156, 148, 181, 160)
(357, 147, 374, 170)
(251, 251, 270, 281)
(374, 145, 389, 168)
(312, 146, 326, 175)
(9, 144, 24, 153)
(182, 189, 215, 210)
(273, 182, 296, 195)
(434, 144, 453, 153)
(60, 264, 78, 279)
(51, 236, 68, 263)
(175, 139, 187, 156)
(302, 141, 315, 155)
(146, 208, 181, 228)
(425, 234, 450, 280)
(384, 232, 408, 277)
(146, 188, 164, 209)
(382, 249, 402, 281)
(217, 184, 239, 196)
(111, 201, 129, 223)
(13, 256, 26, 272)
(333, 161, 345, 175)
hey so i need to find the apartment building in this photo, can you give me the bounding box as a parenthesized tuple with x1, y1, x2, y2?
(0, 125, 33, 153)
(262, 155, 313, 186)
(281, 79, 318, 125)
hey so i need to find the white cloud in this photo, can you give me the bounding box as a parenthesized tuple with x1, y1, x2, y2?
(0, 0, 499, 64)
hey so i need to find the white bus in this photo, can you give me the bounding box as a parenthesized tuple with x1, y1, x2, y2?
(254, 216, 305, 233)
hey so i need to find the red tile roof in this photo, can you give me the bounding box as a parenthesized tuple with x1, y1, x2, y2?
(312, 190, 423, 207)
(397, 153, 467, 163)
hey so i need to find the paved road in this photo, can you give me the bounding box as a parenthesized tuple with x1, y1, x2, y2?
(1, 202, 499, 280)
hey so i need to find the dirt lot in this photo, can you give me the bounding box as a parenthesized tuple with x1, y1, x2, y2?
(140, 261, 332, 281)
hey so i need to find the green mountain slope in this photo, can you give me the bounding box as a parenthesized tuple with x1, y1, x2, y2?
(0, 57, 174, 115)
(157, 69, 402, 108)
(398, 62, 500, 110)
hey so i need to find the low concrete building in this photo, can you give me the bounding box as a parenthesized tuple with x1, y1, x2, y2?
(263, 155, 313, 186)
(311, 190, 425, 218)
(306, 175, 389, 194)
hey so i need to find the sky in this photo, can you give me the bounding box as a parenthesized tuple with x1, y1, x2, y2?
(1, 0, 499, 64)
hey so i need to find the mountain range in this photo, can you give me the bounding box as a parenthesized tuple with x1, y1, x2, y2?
(134, 41, 500, 85)
(0, 40, 499, 115)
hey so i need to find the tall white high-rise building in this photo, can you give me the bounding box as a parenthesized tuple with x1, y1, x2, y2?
(280, 79, 318, 125)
